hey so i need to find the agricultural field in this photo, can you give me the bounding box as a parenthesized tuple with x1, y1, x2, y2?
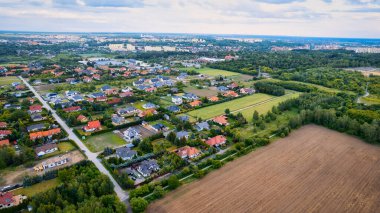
(234, 92, 300, 121)
(0, 76, 20, 86)
(148, 125, 380, 213)
(12, 178, 60, 197)
(84, 132, 126, 152)
(180, 67, 239, 77)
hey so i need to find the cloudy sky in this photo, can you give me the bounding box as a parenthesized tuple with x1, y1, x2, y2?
(0, 0, 379, 38)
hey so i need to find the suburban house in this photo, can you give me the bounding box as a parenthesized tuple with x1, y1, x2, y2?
(63, 106, 81, 113)
(111, 115, 126, 126)
(178, 115, 189, 122)
(171, 96, 183, 105)
(208, 96, 219, 102)
(70, 95, 84, 102)
(0, 139, 10, 147)
(100, 85, 112, 92)
(142, 102, 157, 109)
(123, 127, 141, 142)
(228, 82, 239, 89)
(213, 115, 229, 126)
(107, 98, 122, 105)
(167, 105, 180, 113)
(190, 100, 202, 107)
(151, 123, 167, 132)
(182, 93, 198, 101)
(138, 109, 157, 118)
(240, 88, 255, 94)
(77, 115, 88, 123)
(176, 131, 189, 140)
(89, 92, 105, 99)
(29, 128, 61, 140)
(119, 91, 134, 98)
(176, 146, 201, 159)
(0, 130, 12, 139)
(206, 135, 227, 147)
(83, 120, 101, 132)
(0, 192, 14, 209)
(31, 113, 44, 122)
(217, 86, 229, 92)
(223, 90, 239, 97)
(104, 88, 118, 96)
(195, 121, 210, 131)
(29, 105, 42, 113)
(34, 156, 69, 171)
(0, 122, 7, 128)
(27, 123, 46, 132)
(117, 106, 139, 116)
(35, 143, 58, 157)
(137, 160, 160, 177)
(115, 146, 137, 160)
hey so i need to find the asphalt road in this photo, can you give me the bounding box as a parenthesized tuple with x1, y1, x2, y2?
(19, 76, 129, 202)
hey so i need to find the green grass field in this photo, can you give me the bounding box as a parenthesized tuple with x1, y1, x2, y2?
(84, 132, 126, 152)
(0, 76, 20, 86)
(12, 178, 60, 197)
(235, 92, 301, 121)
(180, 67, 240, 77)
(360, 95, 380, 105)
(186, 93, 274, 120)
(237, 110, 299, 139)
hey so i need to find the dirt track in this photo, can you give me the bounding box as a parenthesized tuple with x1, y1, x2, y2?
(148, 125, 380, 213)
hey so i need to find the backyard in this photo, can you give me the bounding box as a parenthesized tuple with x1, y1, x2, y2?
(84, 132, 126, 152)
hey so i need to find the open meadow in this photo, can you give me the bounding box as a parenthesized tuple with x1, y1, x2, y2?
(148, 125, 380, 213)
(0, 76, 20, 86)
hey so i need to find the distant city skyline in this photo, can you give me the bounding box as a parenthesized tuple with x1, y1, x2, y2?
(0, 0, 379, 38)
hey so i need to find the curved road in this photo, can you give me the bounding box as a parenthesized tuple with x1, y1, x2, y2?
(19, 76, 129, 202)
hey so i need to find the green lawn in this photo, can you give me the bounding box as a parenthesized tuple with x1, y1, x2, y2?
(180, 67, 240, 77)
(41, 142, 76, 159)
(0, 76, 20, 86)
(84, 132, 126, 152)
(152, 139, 177, 152)
(186, 93, 274, 120)
(234, 92, 301, 121)
(12, 178, 60, 197)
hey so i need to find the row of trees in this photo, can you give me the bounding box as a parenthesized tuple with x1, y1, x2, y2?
(254, 81, 285, 96)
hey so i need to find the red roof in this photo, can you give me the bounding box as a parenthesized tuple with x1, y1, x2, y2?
(206, 135, 227, 146)
(29, 128, 61, 140)
(0, 192, 14, 206)
(0, 130, 12, 136)
(0, 122, 7, 128)
(119, 92, 133, 97)
(63, 106, 81, 112)
(0, 139, 10, 146)
(176, 146, 200, 158)
(29, 105, 42, 112)
(107, 98, 121, 105)
(208, 96, 219, 102)
(77, 115, 88, 122)
(190, 100, 202, 107)
(213, 115, 229, 125)
(85, 120, 101, 130)
(96, 97, 107, 102)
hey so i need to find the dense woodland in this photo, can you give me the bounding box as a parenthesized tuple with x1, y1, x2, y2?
(29, 161, 126, 213)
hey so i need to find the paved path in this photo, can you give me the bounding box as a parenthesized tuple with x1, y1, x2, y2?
(19, 77, 129, 202)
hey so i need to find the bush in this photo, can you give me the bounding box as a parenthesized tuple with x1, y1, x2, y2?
(167, 175, 180, 190)
(130, 197, 149, 213)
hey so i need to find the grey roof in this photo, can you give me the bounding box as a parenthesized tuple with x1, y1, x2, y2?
(176, 131, 189, 139)
(139, 160, 160, 175)
(152, 123, 166, 131)
(167, 105, 180, 112)
(101, 85, 111, 91)
(196, 121, 210, 131)
(178, 115, 189, 122)
(116, 147, 137, 159)
(27, 123, 46, 132)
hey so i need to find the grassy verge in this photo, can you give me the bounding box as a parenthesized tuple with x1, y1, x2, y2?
(12, 178, 60, 197)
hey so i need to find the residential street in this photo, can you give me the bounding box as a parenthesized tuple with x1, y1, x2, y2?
(19, 76, 129, 202)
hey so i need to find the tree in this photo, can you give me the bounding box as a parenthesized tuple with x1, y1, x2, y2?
(252, 111, 259, 124)
(130, 197, 148, 213)
(167, 175, 180, 190)
(225, 108, 230, 114)
(152, 186, 165, 199)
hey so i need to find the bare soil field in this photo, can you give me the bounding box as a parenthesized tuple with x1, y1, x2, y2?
(148, 125, 380, 213)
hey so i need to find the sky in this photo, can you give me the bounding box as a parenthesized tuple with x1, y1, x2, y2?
(0, 0, 379, 38)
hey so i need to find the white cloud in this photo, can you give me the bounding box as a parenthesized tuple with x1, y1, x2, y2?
(0, 0, 379, 38)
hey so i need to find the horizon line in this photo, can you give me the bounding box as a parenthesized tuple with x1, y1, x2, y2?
(1, 30, 380, 40)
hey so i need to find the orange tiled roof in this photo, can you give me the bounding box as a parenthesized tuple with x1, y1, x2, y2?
(213, 115, 228, 125)
(177, 146, 200, 158)
(208, 96, 219, 102)
(0, 139, 10, 146)
(29, 128, 61, 140)
(190, 100, 202, 107)
(86, 120, 101, 129)
(206, 135, 227, 146)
